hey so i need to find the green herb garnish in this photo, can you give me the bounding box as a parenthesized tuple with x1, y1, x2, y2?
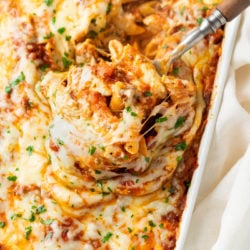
(95, 170, 102, 174)
(102, 232, 113, 243)
(43, 32, 54, 39)
(5, 72, 26, 93)
(197, 17, 203, 25)
(36, 205, 47, 214)
(7, 175, 17, 182)
(149, 220, 156, 227)
(26, 145, 34, 156)
(62, 56, 72, 69)
(57, 138, 64, 146)
(89, 146, 96, 155)
(155, 116, 168, 123)
(0, 222, 5, 228)
(173, 67, 179, 75)
(44, 0, 53, 6)
(57, 27, 66, 34)
(29, 212, 35, 222)
(174, 116, 185, 128)
(144, 91, 152, 97)
(40, 218, 54, 225)
(106, 2, 112, 14)
(52, 16, 56, 24)
(142, 234, 149, 240)
(25, 226, 32, 240)
(86, 30, 98, 39)
(65, 35, 71, 41)
(175, 142, 187, 151)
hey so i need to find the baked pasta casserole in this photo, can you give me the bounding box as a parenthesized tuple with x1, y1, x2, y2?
(0, 0, 223, 249)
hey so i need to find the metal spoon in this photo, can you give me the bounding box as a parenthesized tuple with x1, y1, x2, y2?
(153, 0, 250, 75)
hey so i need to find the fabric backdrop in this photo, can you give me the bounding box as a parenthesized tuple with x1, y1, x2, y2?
(184, 8, 250, 250)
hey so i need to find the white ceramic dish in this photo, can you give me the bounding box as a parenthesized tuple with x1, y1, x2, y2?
(175, 15, 242, 250)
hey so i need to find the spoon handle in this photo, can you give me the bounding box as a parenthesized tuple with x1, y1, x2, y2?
(171, 0, 250, 63)
(217, 0, 250, 22)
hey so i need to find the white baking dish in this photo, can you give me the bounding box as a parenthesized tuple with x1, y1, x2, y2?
(175, 15, 242, 250)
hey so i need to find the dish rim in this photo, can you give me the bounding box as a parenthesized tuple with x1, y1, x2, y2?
(175, 15, 242, 250)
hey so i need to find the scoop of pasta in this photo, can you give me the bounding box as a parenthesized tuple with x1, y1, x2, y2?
(40, 40, 196, 213)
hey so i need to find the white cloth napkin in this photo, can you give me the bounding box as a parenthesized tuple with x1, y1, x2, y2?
(184, 8, 250, 250)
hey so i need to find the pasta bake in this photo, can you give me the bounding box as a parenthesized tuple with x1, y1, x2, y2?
(0, 0, 223, 249)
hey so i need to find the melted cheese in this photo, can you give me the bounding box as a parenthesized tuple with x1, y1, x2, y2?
(0, 0, 223, 249)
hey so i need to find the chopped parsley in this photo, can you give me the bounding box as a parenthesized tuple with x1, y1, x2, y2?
(57, 138, 64, 146)
(145, 157, 150, 163)
(95, 170, 102, 174)
(62, 56, 72, 69)
(102, 232, 113, 243)
(57, 27, 66, 34)
(165, 197, 169, 203)
(88, 146, 96, 155)
(159, 223, 164, 228)
(39, 63, 49, 72)
(126, 106, 132, 112)
(135, 178, 140, 183)
(29, 211, 35, 222)
(184, 181, 191, 188)
(148, 220, 156, 227)
(175, 142, 187, 151)
(173, 67, 179, 75)
(86, 30, 98, 39)
(176, 155, 183, 163)
(43, 32, 54, 39)
(5, 72, 26, 94)
(25, 226, 32, 240)
(144, 91, 152, 97)
(98, 144, 105, 150)
(181, 26, 186, 32)
(106, 2, 112, 14)
(35, 205, 47, 214)
(155, 116, 168, 123)
(128, 227, 133, 233)
(174, 116, 185, 128)
(7, 175, 17, 182)
(100, 27, 106, 32)
(45, 0, 53, 6)
(201, 6, 209, 12)
(52, 16, 56, 24)
(125, 106, 137, 117)
(180, 6, 186, 15)
(121, 206, 126, 212)
(91, 18, 96, 25)
(26, 145, 34, 156)
(142, 234, 149, 240)
(5, 85, 12, 94)
(168, 186, 175, 195)
(40, 218, 54, 225)
(65, 35, 71, 41)
(0, 222, 5, 228)
(11, 213, 22, 220)
(197, 17, 203, 25)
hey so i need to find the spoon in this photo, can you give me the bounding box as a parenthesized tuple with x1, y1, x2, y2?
(153, 0, 250, 75)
